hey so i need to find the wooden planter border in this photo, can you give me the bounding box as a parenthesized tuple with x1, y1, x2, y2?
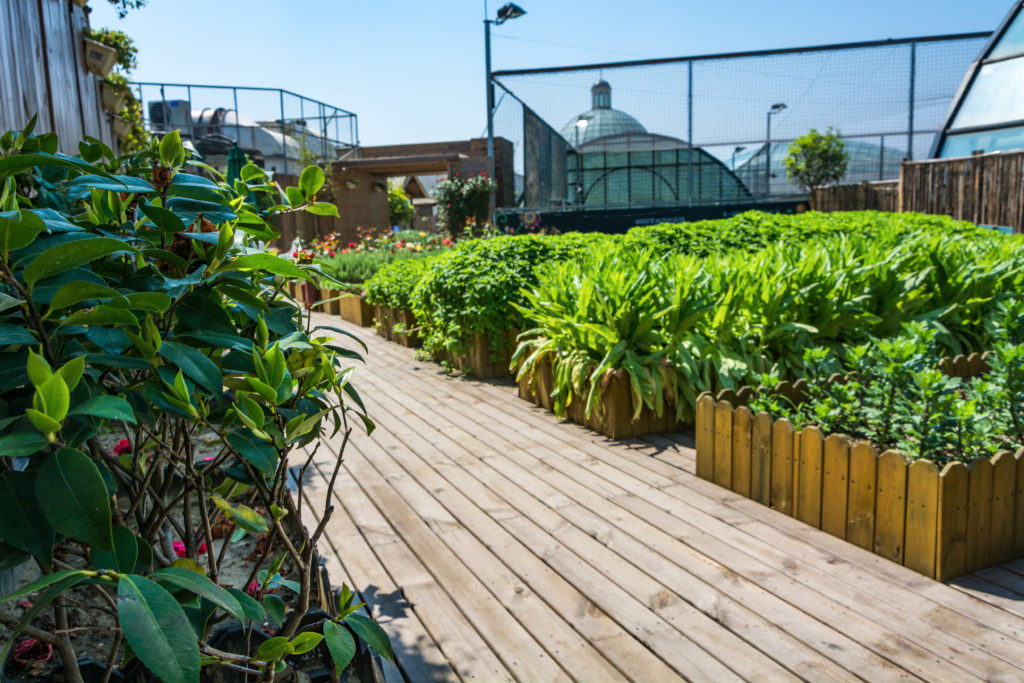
(436, 328, 519, 380)
(695, 392, 1024, 581)
(373, 305, 421, 348)
(518, 359, 684, 440)
(336, 291, 374, 327)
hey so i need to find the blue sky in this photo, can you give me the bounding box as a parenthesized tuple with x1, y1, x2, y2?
(87, 0, 1011, 146)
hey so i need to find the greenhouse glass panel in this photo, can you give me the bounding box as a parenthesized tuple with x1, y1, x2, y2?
(990, 9, 1024, 59)
(950, 58, 1024, 129)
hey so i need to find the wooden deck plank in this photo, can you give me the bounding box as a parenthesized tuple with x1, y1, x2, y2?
(305, 315, 1024, 682)
(358, 358, 922, 680)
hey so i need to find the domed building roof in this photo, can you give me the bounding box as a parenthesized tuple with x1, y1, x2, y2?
(560, 80, 647, 146)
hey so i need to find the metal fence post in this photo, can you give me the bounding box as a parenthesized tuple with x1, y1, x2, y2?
(908, 42, 917, 160)
(687, 60, 693, 207)
(280, 90, 287, 175)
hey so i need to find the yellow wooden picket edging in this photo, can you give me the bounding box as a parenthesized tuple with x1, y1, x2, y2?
(696, 392, 1024, 581)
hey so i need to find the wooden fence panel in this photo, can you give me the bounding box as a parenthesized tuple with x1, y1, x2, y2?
(750, 412, 773, 505)
(1016, 449, 1024, 558)
(7, 1, 52, 138)
(70, 0, 111, 147)
(796, 427, 824, 528)
(695, 394, 715, 481)
(41, 0, 83, 146)
(812, 181, 898, 212)
(846, 442, 878, 550)
(990, 451, 1017, 565)
(770, 419, 795, 515)
(874, 450, 908, 564)
(905, 460, 940, 578)
(821, 434, 850, 539)
(713, 400, 733, 489)
(731, 406, 752, 497)
(966, 458, 994, 573)
(936, 462, 969, 582)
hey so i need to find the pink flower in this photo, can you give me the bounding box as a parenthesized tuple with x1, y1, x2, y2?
(246, 579, 259, 596)
(348, 242, 356, 248)
(329, 251, 335, 257)
(173, 541, 208, 557)
(112, 439, 132, 456)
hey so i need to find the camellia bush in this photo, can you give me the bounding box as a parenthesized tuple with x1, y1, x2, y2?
(0, 119, 391, 681)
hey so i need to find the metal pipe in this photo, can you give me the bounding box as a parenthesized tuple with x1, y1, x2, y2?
(233, 87, 240, 147)
(485, 18, 495, 163)
(280, 90, 287, 175)
(907, 41, 917, 160)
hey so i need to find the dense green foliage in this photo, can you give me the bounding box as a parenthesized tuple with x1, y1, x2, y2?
(410, 233, 606, 357)
(434, 172, 497, 240)
(364, 255, 443, 310)
(748, 305, 1024, 464)
(0, 122, 390, 680)
(512, 219, 1024, 423)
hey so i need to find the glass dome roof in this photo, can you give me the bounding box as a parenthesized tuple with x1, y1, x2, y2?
(560, 79, 648, 145)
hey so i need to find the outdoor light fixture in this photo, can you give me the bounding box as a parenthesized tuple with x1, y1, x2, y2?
(496, 3, 526, 24)
(732, 145, 746, 171)
(765, 102, 787, 196)
(485, 1, 527, 218)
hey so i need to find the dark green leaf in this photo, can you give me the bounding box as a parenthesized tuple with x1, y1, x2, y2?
(59, 305, 140, 329)
(0, 433, 48, 457)
(27, 208, 83, 233)
(345, 613, 394, 663)
(176, 330, 253, 353)
(0, 323, 37, 346)
(67, 395, 137, 423)
(225, 430, 277, 477)
(47, 281, 124, 312)
(24, 237, 135, 289)
(166, 197, 236, 225)
(149, 568, 245, 622)
(166, 173, 226, 203)
(0, 471, 54, 567)
(298, 166, 325, 201)
(0, 151, 107, 177)
(0, 210, 46, 251)
(123, 292, 173, 312)
(36, 448, 113, 551)
(140, 200, 186, 233)
(225, 253, 312, 282)
(66, 174, 154, 194)
(117, 575, 200, 683)
(174, 292, 235, 334)
(324, 621, 356, 674)
(91, 526, 138, 572)
(225, 587, 265, 622)
(262, 593, 286, 627)
(0, 541, 29, 573)
(158, 341, 223, 397)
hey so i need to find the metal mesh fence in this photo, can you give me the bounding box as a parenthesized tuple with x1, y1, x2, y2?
(132, 82, 358, 176)
(492, 33, 988, 211)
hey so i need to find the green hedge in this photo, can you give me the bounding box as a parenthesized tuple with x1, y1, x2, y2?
(364, 255, 444, 310)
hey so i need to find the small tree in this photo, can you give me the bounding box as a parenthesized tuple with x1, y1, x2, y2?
(783, 127, 849, 193)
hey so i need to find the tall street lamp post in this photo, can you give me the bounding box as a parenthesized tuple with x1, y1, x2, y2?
(732, 145, 746, 171)
(485, 3, 526, 165)
(765, 102, 786, 196)
(574, 116, 590, 204)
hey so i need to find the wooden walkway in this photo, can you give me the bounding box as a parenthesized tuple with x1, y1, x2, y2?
(297, 314, 1024, 682)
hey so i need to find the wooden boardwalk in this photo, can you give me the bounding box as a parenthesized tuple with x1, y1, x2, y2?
(298, 314, 1024, 682)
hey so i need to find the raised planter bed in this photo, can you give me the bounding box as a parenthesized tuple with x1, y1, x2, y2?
(518, 358, 684, 439)
(439, 328, 519, 380)
(695, 391, 1024, 581)
(337, 291, 374, 327)
(373, 305, 420, 348)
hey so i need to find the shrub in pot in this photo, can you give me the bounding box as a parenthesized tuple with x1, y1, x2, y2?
(0, 118, 392, 681)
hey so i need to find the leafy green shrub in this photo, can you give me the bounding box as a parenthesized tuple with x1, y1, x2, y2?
(0, 121, 391, 680)
(388, 183, 413, 228)
(783, 127, 849, 192)
(514, 226, 1024, 423)
(365, 255, 443, 310)
(409, 233, 606, 358)
(434, 172, 496, 240)
(748, 305, 1024, 465)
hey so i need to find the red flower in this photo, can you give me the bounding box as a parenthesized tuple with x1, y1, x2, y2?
(292, 251, 298, 257)
(173, 540, 208, 557)
(246, 579, 260, 596)
(112, 439, 132, 456)
(348, 242, 356, 248)
(329, 251, 336, 257)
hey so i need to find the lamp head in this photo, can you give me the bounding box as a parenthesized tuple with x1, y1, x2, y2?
(769, 102, 787, 114)
(495, 3, 526, 24)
